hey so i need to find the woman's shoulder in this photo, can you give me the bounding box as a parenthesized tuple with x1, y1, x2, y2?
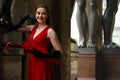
(47, 26, 54, 32)
(31, 25, 38, 30)
(47, 26, 57, 37)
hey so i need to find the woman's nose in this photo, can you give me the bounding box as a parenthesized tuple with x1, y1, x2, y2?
(39, 14, 42, 17)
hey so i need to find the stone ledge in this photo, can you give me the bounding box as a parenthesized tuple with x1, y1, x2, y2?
(78, 78, 96, 80)
(101, 48, 120, 54)
(78, 48, 97, 54)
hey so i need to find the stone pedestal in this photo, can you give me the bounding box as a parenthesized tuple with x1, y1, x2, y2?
(78, 48, 97, 80)
(101, 48, 120, 80)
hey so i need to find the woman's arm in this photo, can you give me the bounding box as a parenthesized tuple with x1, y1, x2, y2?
(17, 25, 34, 33)
(47, 28, 63, 54)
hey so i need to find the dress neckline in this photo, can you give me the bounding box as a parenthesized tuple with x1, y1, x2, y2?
(32, 26, 48, 40)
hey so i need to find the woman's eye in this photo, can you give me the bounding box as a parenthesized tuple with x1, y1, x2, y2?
(37, 12, 40, 14)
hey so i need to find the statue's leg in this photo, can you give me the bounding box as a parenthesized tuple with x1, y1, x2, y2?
(0, 1, 6, 79)
(87, 0, 98, 48)
(0, 0, 4, 17)
(3, 0, 12, 25)
(76, 0, 87, 48)
(102, 0, 119, 48)
(0, 0, 12, 27)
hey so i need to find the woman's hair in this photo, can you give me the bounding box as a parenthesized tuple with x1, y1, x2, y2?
(35, 4, 51, 25)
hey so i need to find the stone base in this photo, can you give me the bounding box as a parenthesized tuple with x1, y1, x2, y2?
(78, 78, 96, 80)
(78, 48, 96, 80)
(101, 48, 120, 80)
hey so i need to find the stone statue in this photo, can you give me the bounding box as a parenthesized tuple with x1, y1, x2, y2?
(0, 1, 12, 79)
(0, 0, 13, 49)
(102, 0, 120, 48)
(0, 0, 12, 49)
(0, 0, 12, 27)
(76, 0, 98, 48)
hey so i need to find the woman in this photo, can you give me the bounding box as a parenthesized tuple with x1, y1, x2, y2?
(6, 4, 64, 80)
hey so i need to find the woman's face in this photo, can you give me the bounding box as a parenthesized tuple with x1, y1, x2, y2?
(35, 7, 48, 24)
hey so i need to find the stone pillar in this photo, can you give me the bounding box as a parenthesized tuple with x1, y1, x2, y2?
(60, 0, 72, 80)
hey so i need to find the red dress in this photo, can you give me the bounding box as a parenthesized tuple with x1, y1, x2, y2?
(27, 26, 54, 80)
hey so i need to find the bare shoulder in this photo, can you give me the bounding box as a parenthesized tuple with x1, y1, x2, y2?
(48, 27, 55, 33)
(48, 27, 55, 34)
(47, 27, 57, 37)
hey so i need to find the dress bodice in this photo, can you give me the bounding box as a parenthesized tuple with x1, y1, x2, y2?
(28, 26, 51, 52)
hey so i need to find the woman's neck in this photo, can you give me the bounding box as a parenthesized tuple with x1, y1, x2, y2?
(38, 24, 47, 28)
